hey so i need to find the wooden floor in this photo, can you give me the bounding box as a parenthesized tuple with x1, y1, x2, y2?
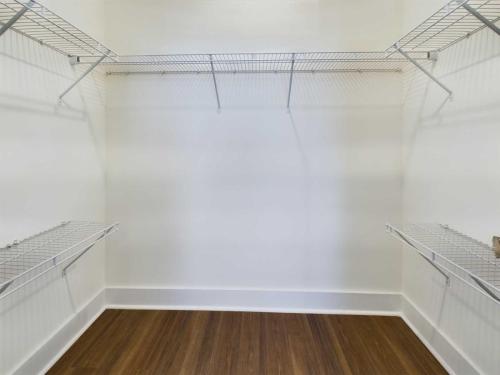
(49, 310, 447, 375)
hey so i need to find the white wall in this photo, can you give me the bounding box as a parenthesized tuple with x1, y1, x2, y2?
(106, 73, 403, 292)
(0, 4, 107, 372)
(4, 0, 500, 373)
(103, 0, 404, 53)
(400, 5, 500, 374)
(104, 0, 404, 295)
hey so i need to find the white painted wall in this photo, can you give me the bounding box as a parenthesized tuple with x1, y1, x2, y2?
(103, 0, 404, 53)
(104, 0, 404, 295)
(106, 76, 403, 292)
(0, 3, 107, 373)
(3, 0, 500, 373)
(400, 1, 500, 374)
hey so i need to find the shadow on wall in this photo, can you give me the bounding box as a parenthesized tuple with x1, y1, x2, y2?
(0, 243, 106, 374)
(0, 28, 108, 173)
(402, 28, 500, 162)
(106, 69, 404, 111)
(0, 28, 108, 374)
(105, 59, 403, 291)
(401, 26, 500, 375)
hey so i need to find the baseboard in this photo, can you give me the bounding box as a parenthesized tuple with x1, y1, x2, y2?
(400, 296, 480, 375)
(12, 289, 106, 375)
(10, 288, 479, 375)
(105, 287, 402, 315)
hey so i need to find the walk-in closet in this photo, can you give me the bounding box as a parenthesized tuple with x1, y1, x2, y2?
(1, 0, 499, 374)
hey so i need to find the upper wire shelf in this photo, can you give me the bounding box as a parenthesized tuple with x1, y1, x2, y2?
(387, 223, 500, 304)
(75, 52, 430, 75)
(0, 221, 118, 299)
(388, 0, 500, 54)
(0, 0, 115, 58)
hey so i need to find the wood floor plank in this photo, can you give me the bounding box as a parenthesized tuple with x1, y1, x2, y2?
(48, 310, 448, 375)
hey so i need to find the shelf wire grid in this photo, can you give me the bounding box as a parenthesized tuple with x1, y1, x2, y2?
(0, 221, 117, 299)
(0, 0, 115, 58)
(388, 223, 500, 303)
(75, 52, 430, 75)
(388, 0, 500, 53)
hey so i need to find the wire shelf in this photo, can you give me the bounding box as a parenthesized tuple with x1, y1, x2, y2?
(75, 52, 430, 75)
(0, 0, 115, 58)
(0, 221, 118, 299)
(387, 223, 500, 304)
(388, 0, 500, 53)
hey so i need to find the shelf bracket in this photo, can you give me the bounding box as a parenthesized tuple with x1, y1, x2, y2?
(0, 281, 13, 295)
(59, 51, 110, 101)
(393, 44, 452, 97)
(0, 0, 35, 38)
(287, 53, 296, 109)
(209, 54, 221, 110)
(419, 253, 451, 286)
(459, 1, 500, 36)
(387, 224, 450, 285)
(62, 227, 114, 276)
(470, 275, 500, 303)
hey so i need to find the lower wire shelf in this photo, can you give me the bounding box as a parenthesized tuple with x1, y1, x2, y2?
(0, 221, 118, 299)
(387, 223, 500, 304)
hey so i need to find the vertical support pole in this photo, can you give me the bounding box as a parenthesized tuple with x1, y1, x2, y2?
(59, 51, 110, 101)
(287, 53, 296, 109)
(209, 54, 221, 110)
(0, 0, 35, 38)
(394, 44, 452, 96)
(460, 1, 500, 35)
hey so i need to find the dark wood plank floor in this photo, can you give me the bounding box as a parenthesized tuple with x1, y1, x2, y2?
(48, 310, 447, 375)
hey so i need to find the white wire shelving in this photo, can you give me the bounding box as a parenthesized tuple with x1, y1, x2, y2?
(0, 0, 116, 100)
(75, 52, 429, 75)
(0, 0, 115, 58)
(388, 0, 500, 55)
(1, 0, 499, 102)
(75, 52, 430, 109)
(387, 223, 500, 305)
(0, 221, 118, 299)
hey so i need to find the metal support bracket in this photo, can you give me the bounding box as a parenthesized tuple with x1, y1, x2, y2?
(459, 1, 500, 36)
(0, 281, 12, 295)
(287, 53, 296, 109)
(59, 51, 110, 101)
(209, 54, 221, 110)
(394, 44, 453, 97)
(0, 0, 34, 38)
(419, 253, 451, 286)
(62, 227, 114, 275)
(387, 225, 451, 286)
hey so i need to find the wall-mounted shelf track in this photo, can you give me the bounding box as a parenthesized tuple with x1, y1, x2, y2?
(387, 223, 500, 305)
(0, 221, 118, 300)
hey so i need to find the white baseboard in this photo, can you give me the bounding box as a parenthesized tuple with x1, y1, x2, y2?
(12, 289, 106, 375)
(400, 296, 480, 375)
(12, 288, 479, 375)
(106, 287, 402, 315)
